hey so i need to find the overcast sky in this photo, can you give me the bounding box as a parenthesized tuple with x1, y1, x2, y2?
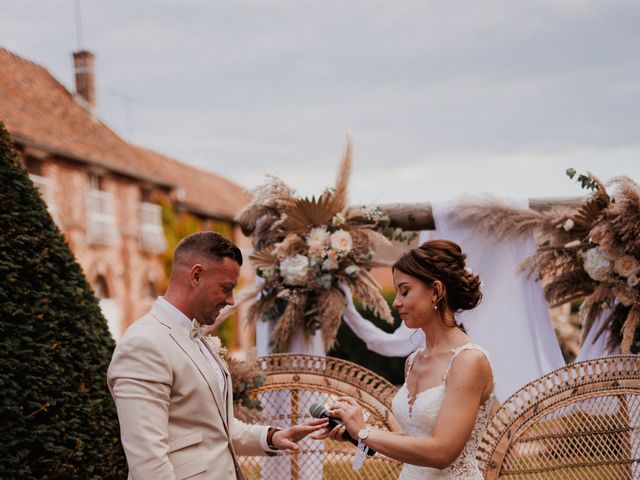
(3, 1, 640, 205)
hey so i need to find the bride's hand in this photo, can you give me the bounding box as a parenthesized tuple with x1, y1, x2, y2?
(328, 396, 367, 438)
(309, 423, 348, 442)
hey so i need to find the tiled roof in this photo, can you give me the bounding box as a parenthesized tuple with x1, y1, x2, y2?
(131, 145, 250, 221)
(0, 47, 249, 220)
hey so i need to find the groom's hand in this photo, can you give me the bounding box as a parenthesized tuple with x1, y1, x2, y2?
(272, 418, 328, 451)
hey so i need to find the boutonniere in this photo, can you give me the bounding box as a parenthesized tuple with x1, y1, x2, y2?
(205, 335, 228, 358)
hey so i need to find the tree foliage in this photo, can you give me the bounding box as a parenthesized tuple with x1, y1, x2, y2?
(0, 122, 127, 478)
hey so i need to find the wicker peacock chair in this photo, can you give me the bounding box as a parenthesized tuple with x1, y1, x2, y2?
(235, 354, 403, 480)
(477, 355, 640, 479)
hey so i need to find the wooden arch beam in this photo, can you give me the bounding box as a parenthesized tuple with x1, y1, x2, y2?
(353, 197, 583, 231)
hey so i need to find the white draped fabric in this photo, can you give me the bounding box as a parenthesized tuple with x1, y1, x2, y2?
(343, 198, 565, 402)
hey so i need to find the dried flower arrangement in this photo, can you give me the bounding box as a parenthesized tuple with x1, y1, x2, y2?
(224, 139, 415, 352)
(225, 349, 266, 422)
(203, 335, 265, 416)
(452, 170, 640, 354)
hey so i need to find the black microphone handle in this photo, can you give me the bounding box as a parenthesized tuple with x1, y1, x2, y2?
(322, 413, 376, 457)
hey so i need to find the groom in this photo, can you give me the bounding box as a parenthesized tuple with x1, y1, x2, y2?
(108, 232, 326, 479)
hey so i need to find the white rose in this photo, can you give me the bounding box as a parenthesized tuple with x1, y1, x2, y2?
(306, 227, 329, 249)
(330, 230, 353, 254)
(280, 254, 309, 285)
(563, 219, 575, 231)
(583, 247, 613, 282)
(614, 255, 640, 278)
(344, 265, 360, 277)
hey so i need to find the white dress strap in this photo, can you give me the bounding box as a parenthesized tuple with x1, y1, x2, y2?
(442, 343, 492, 382)
(406, 348, 421, 375)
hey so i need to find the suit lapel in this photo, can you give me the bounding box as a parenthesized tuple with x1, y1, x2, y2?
(150, 304, 230, 433)
(201, 338, 233, 426)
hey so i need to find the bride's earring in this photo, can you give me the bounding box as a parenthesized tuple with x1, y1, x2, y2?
(432, 297, 438, 310)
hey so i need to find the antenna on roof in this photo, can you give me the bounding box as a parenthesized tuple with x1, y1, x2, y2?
(75, 0, 84, 50)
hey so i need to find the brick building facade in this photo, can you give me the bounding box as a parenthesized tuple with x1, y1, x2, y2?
(0, 47, 252, 349)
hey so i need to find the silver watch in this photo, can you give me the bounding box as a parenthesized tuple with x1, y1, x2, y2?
(357, 427, 370, 441)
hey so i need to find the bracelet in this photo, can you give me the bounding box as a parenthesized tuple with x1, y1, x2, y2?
(352, 440, 369, 471)
(267, 427, 281, 450)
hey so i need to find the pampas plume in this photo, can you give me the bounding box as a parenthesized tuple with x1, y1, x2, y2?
(333, 135, 352, 213)
(621, 306, 640, 353)
(453, 197, 575, 243)
(271, 293, 307, 352)
(318, 288, 347, 351)
(351, 271, 394, 324)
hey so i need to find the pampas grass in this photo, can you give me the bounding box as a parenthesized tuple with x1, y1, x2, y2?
(621, 306, 640, 353)
(318, 288, 347, 351)
(333, 135, 352, 214)
(271, 292, 307, 353)
(352, 272, 394, 324)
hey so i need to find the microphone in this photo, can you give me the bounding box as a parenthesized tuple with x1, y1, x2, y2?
(308, 403, 376, 456)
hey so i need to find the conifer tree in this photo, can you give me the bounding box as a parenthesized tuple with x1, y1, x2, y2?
(0, 122, 127, 478)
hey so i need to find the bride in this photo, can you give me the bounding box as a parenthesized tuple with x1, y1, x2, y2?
(316, 239, 495, 479)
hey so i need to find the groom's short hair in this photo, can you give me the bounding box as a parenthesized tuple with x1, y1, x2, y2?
(174, 231, 243, 266)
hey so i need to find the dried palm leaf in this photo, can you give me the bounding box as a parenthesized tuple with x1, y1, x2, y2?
(248, 249, 277, 269)
(571, 193, 609, 234)
(271, 292, 307, 353)
(317, 288, 347, 351)
(281, 195, 338, 233)
(333, 135, 353, 213)
(621, 306, 640, 354)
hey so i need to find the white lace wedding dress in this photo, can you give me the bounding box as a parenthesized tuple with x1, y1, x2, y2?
(391, 343, 494, 480)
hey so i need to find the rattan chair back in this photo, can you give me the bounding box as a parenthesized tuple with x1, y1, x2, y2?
(477, 355, 640, 479)
(236, 354, 403, 480)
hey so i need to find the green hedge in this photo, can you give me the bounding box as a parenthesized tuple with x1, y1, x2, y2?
(0, 122, 127, 478)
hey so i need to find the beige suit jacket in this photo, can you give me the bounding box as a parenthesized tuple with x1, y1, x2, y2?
(108, 303, 268, 480)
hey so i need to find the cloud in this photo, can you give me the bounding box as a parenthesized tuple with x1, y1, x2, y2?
(2, 0, 640, 205)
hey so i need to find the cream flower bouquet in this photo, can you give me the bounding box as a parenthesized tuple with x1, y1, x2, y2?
(225, 139, 414, 352)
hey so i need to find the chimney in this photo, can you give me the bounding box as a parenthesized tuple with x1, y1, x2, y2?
(73, 50, 96, 116)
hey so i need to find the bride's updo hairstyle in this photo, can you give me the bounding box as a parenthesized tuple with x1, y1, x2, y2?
(393, 239, 482, 320)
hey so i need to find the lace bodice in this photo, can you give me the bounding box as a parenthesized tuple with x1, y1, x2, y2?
(390, 343, 494, 480)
